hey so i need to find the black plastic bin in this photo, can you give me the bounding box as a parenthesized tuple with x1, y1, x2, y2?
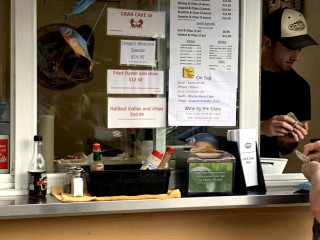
(83, 164, 171, 197)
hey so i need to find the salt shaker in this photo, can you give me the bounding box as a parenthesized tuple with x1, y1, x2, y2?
(72, 167, 84, 197)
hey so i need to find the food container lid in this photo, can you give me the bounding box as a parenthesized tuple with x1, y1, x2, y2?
(166, 146, 175, 153)
(93, 143, 100, 151)
(152, 149, 163, 159)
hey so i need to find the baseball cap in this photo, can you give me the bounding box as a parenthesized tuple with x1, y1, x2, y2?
(264, 8, 318, 50)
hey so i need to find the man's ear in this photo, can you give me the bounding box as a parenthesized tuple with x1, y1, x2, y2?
(262, 36, 272, 48)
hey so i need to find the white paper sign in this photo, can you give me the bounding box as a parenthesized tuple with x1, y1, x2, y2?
(168, 69, 237, 126)
(107, 8, 166, 38)
(120, 40, 156, 66)
(170, 0, 239, 72)
(227, 129, 258, 187)
(107, 70, 164, 94)
(108, 98, 166, 128)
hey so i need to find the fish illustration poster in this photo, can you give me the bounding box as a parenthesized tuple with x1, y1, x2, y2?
(108, 98, 166, 128)
(107, 8, 166, 38)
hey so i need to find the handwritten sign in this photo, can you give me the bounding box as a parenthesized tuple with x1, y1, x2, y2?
(107, 70, 164, 94)
(107, 8, 166, 38)
(108, 98, 166, 128)
(120, 40, 156, 66)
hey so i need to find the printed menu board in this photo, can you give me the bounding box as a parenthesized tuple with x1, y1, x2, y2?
(170, 0, 239, 71)
(169, 0, 239, 126)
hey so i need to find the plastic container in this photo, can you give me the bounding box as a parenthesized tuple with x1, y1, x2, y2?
(140, 149, 163, 170)
(157, 146, 175, 169)
(177, 151, 236, 196)
(260, 158, 288, 175)
(83, 164, 170, 197)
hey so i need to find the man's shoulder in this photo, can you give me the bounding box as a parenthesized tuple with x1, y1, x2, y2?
(289, 68, 310, 86)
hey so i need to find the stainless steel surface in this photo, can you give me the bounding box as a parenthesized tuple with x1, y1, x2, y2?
(0, 187, 309, 220)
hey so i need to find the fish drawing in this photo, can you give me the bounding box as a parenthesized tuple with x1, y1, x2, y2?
(63, 0, 96, 21)
(60, 27, 98, 72)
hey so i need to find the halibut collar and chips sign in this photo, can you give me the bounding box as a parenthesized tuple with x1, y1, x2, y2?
(108, 98, 166, 128)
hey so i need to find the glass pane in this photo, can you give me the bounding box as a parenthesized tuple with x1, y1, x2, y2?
(0, 0, 10, 174)
(37, 0, 240, 173)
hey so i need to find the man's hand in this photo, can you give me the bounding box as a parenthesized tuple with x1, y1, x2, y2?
(261, 115, 309, 155)
(278, 123, 309, 143)
(260, 115, 296, 137)
(304, 141, 320, 161)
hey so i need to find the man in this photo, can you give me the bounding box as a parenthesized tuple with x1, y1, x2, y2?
(260, 8, 318, 158)
(301, 141, 320, 239)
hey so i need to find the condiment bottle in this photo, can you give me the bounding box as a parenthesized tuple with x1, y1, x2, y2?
(63, 165, 76, 194)
(90, 143, 104, 171)
(72, 167, 84, 197)
(157, 146, 175, 169)
(140, 149, 163, 170)
(0, 135, 9, 174)
(28, 135, 47, 199)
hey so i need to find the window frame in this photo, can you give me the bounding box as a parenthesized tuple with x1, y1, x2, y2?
(0, 0, 304, 196)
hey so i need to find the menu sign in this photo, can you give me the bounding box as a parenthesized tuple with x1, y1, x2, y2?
(168, 69, 236, 126)
(170, 0, 239, 71)
(120, 40, 156, 66)
(108, 98, 166, 128)
(107, 70, 164, 94)
(107, 8, 166, 38)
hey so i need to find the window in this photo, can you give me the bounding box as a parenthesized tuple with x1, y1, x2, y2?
(0, 0, 262, 195)
(0, 0, 11, 189)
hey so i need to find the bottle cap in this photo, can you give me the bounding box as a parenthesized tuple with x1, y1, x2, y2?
(34, 135, 42, 141)
(152, 149, 163, 159)
(166, 146, 175, 153)
(93, 143, 100, 151)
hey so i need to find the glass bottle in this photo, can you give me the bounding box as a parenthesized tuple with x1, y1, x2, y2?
(63, 165, 76, 194)
(157, 146, 175, 170)
(28, 135, 47, 198)
(90, 143, 104, 171)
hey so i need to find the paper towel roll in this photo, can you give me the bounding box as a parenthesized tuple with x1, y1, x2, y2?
(39, 115, 54, 173)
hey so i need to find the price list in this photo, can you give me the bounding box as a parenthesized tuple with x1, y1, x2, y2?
(170, 0, 239, 71)
(179, 44, 202, 66)
(209, 45, 232, 70)
(222, 0, 233, 21)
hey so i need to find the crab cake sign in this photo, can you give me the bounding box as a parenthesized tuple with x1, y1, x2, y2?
(107, 8, 166, 38)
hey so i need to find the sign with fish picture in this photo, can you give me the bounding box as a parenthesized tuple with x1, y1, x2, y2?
(107, 8, 166, 38)
(107, 70, 164, 94)
(107, 98, 166, 128)
(120, 40, 156, 66)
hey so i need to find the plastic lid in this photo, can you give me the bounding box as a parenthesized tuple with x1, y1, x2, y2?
(166, 146, 175, 153)
(151, 149, 163, 159)
(34, 135, 42, 141)
(93, 143, 100, 150)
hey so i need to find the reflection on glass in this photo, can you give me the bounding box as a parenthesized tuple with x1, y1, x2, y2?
(37, 0, 239, 173)
(0, 0, 11, 174)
